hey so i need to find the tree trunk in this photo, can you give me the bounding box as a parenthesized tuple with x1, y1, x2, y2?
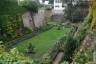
(30, 12, 36, 30)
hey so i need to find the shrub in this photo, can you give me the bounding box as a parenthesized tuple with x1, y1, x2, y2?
(71, 62, 80, 64)
(71, 8, 83, 22)
(73, 50, 93, 64)
(26, 43, 36, 54)
(38, 25, 52, 32)
(0, 43, 35, 64)
(64, 4, 85, 23)
(42, 53, 52, 64)
(0, 36, 7, 42)
(85, 62, 93, 64)
(63, 34, 77, 62)
(61, 61, 69, 64)
(0, 41, 5, 51)
(70, 24, 78, 34)
(23, 27, 33, 34)
(75, 25, 87, 46)
(57, 36, 66, 51)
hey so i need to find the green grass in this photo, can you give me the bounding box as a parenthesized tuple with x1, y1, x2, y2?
(47, 21, 58, 25)
(14, 27, 69, 57)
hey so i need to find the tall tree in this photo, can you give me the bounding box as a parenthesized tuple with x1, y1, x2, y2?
(88, 0, 96, 29)
(0, 0, 26, 15)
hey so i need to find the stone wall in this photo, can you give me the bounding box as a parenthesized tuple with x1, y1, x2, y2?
(34, 9, 45, 27)
(22, 9, 53, 28)
(22, 12, 32, 28)
(45, 9, 53, 20)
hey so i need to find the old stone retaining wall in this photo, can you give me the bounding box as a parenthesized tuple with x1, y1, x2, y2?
(22, 9, 53, 28)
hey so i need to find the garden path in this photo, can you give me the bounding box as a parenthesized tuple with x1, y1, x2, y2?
(53, 52, 64, 64)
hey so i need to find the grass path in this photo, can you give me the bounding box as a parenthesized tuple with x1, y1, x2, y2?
(14, 27, 69, 57)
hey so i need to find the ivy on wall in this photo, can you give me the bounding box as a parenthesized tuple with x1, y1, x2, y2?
(0, 15, 24, 42)
(0, 0, 28, 42)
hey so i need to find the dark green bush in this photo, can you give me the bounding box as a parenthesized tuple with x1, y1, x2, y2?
(0, 36, 7, 42)
(63, 34, 77, 62)
(38, 25, 52, 32)
(26, 43, 36, 54)
(75, 26, 87, 46)
(23, 27, 33, 34)
(70, 24, 78, 34)
(64, 4, 86, 23)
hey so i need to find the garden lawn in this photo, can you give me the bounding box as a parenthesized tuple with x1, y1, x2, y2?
(47, 21, 58, 25)
(14, 27, 69, 57)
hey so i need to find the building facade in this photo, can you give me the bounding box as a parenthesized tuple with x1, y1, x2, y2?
(54, 0, 64, 10)
(53, 0, 64, 14)
(39, 0, 49, 5)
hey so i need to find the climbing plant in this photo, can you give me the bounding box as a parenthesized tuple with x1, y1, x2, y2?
(0, 14, 25, 42)
(0, 0, 32, 42)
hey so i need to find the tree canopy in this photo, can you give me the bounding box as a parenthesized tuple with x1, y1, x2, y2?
(0, 0, 27, 15)
(23, 0, 39, 13)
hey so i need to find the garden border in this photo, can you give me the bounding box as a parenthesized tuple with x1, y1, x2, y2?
(5, 26, 53, 49)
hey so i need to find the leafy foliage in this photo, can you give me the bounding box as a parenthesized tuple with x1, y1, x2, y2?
(0, 0, 27, 15)
(26, 43, 36, 54)
(42, 53, 52, 64)
(61, 61, 69, 64)
(23, 0, 38, 13)
(63, 34, 77, 61)
(74, 24, 87, 47)
(73, 48, 93, 64)
(0, 41, 35, 64)
(64, 1, 88, 23)
(22, 0, 39, 29)
(14, 27, 69, 58)
(85, 62, 93, 64)
(0, 15, 27, 42)
(0, 0, 35, 42)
